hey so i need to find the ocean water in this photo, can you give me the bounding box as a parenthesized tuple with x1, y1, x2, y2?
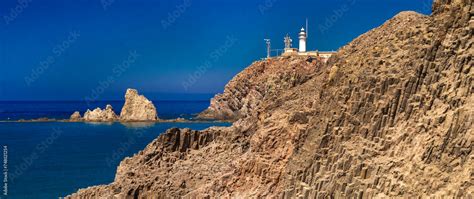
(0, 101, 230, 199)
(0, 100, 211, 121)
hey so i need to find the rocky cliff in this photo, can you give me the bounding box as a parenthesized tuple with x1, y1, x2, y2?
(67, 0, 473, 198)
(197, 56, 323, 121)
(120, 89, 158, 122)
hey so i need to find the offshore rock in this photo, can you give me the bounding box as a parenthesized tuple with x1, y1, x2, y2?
(119, 89, 158, 122)
(67, 0, 473, 198)
(83, 104, 118, 122)
(69, 111, 82, 122)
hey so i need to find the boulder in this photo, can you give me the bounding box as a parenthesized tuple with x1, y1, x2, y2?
(83, 104, 118, 122)
(119, 89, 158, 122)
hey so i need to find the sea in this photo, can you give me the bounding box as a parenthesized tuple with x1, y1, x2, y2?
(0, 101, 230, 199)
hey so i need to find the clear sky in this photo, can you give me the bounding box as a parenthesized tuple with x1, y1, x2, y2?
(0, 0, 432, 101)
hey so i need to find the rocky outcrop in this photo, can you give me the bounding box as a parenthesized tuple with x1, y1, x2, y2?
(120, 89, 158, 122)
(67, 125, 239, 198)
(67, 0, 473, 198)
(69, 111, 82, 122)
(197, 56, 323, 121)
(83, 104, 118, 122)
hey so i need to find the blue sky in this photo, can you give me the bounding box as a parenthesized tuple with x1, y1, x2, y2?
(0, 0, 432, 101)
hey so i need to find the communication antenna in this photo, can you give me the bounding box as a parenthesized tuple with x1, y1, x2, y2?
(264, 39, 271, 58)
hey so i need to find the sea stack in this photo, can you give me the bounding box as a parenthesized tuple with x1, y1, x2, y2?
(83, 104, 119, 122)
(119, 88, 158, 122)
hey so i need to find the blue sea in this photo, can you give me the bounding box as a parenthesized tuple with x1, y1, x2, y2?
(0, 101, 230, 199)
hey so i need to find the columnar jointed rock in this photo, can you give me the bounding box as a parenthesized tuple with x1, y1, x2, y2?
(70, 89, 158, 122)
(119, 89, 158, 122)
(83, 104, 118, 122)
(67, 0, 473, 198)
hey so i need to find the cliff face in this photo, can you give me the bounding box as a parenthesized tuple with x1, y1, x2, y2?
(197, 56, 323, 121)
(83, 104, 118, 122)
(68, 0, 473, 198)
(69, 111, 82, 122)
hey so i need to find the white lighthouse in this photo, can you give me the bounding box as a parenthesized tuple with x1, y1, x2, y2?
(267, 18, 337, 62)
(298, 27, 307, 52)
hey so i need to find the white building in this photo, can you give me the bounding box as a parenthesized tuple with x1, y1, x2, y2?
(280, 22, 336, 63)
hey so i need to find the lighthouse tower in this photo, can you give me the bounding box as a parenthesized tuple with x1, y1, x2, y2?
(298, 27, 307, 52)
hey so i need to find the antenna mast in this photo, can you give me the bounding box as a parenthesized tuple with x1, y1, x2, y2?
(306, 18, 308, 39)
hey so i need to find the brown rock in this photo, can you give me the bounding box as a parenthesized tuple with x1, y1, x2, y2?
(83, 104, 118, 122)
(119, 89, 158, 122)
(197, 56, 323, 121)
